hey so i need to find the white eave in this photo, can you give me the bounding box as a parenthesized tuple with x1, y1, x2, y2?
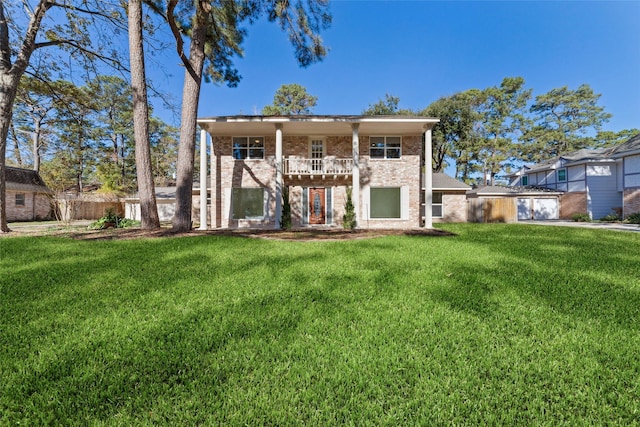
(197, 115, 439, 136)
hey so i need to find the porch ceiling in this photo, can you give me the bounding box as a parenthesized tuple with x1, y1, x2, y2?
(197, 115, 439, 136)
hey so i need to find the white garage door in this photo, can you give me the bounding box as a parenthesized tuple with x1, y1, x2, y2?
(517, 198, 531, 220)
(533, 198, 558, 220)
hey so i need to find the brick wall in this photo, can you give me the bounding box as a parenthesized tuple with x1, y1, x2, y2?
(7, 191, 51, 221)
(623, 188, 640, 218)
(439, 193, 467, 223)
(210, 134, 424, 229)
(560, 192, 587, 219)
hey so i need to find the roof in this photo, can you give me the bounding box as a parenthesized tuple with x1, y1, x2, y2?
(6, 166, 50, 192)
(432, 173, 471, 190)
(609, 133, 640, 157)
(467, 185, 563, 197)
(525, 147, 612, 173)
(197, 115, 439, 136)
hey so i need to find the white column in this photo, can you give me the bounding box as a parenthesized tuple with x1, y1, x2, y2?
(199, 129, 208, 230)
(424, 127, 433, 229)
(275, 123, 283, 229)
(351, 123, 360, 227)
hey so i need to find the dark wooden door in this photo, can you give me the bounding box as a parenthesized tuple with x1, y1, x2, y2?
(308, 188, 326, 224)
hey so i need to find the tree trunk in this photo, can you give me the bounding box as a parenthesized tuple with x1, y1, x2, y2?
(33, 118, 41, 172)
(0, 0, 53, 232)
(0, 72, 20, 232)
(128, 0, 159, 229)
(172, 10, 206, 232)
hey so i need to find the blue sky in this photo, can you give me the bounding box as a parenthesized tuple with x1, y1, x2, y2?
(153, 1, 640, 133)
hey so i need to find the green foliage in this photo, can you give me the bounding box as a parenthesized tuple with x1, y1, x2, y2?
(342, 186, 356, 230)
(262, 83, 318, 115)
(595, 129, 640, 148)
(572, 213, 591, 222)
(2, 224, 640, 424)
(600, 212, 621, 222)
(362, 94, 414, 116)
(88, 208, 137, 229)
(625, 212, 640, 224)
(522, 84, 612, 162)
(280, 186, 292, 230)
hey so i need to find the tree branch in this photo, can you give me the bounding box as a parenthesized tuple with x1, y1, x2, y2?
(166, 0, 197, 80)
(34, 39, 129, 72)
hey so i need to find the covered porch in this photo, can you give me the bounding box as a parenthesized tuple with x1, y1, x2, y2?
(196, 115, 439, 229)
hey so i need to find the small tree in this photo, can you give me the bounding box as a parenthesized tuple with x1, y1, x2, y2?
(280, 185, 292, 230)
(343, 186, 356, 230)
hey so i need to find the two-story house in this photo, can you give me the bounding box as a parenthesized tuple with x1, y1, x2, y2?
(507, 133, 640, 220)
(194, 115, 440, 229)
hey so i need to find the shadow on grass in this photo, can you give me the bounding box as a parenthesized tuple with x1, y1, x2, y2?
(433, 224, 640, 329)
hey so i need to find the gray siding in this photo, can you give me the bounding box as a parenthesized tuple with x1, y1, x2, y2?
(586, 166, 621, 219)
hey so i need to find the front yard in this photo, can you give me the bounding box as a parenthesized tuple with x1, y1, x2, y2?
(1, 224, 639, 424)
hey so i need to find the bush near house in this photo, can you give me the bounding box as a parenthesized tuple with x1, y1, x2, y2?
(625, 212, 640, 224)
(572, 213, 591, 222)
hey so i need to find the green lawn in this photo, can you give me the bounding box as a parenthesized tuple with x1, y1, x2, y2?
(1, 224, 639, 425)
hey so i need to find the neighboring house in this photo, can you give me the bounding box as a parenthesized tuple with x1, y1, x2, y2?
(194, 115, 440, 229)
(6, 166, 51, 221)
(432, 173, 471, 222)
(508, 133, 640, 220)
(124, 186, 207, 223)
(467, 185, 562, 223)
(608, 133, 640, 218)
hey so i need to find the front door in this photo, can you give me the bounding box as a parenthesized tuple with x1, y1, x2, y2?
(308, 187, 326, 224)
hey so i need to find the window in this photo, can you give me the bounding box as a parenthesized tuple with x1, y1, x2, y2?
(370, 187, 401, 219)
(232, 137, 264, 160)
(15, 193, 25, 206)
(370, 136, 401, 159)
(521, 176, 528, 186)
(432, 192, 443, 218)
(557, 169, 567, 182)
(232, 188, 264, 219)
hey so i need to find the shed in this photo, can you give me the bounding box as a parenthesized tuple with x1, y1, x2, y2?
(125, 186, 208, 223)
(467, 185, 563, 223)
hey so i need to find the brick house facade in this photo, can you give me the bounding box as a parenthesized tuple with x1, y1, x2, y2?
(196, 115, 440, 229)
(6, 166, 51, 221)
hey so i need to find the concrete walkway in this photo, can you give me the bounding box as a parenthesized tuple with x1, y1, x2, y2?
(525, 220, 640, 232)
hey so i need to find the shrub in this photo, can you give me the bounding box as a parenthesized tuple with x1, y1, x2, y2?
(280, 186, 292, 230)
(343, 186, 356, 230)
(572, 213, 591, 222)
(625, 212, 640, 224)
(89, 208, 138, 230)
(599, 212, 620, 222)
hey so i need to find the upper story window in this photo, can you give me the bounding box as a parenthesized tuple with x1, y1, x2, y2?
(370, 136, 401, 159)
(557, 169, 567, 182)
(233, 137, 264, 160)
(521, 176, 528, 186)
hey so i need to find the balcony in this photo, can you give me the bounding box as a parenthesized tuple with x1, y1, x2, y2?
(284, 157, 353, 179)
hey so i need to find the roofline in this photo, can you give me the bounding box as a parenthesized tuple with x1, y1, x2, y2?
(197, 114, 439, 126)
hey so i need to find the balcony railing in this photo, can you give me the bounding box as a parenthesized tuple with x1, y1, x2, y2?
(284, 157, 353, 177)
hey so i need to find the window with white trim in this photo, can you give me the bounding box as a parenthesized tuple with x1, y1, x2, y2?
(557, 169, 567, 182)
(370, 187, 401, 219)
(370, 136, 401, 159)
(232, 137, 264, 160)
(521, 175, 528, 186)
(432, 192, 443, 218)
(232, 188, 264, 219)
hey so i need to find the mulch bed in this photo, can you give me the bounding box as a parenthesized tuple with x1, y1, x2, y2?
(57, 227, 455, 241)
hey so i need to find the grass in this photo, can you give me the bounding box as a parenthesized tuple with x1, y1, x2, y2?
(1, 224, 639, 425)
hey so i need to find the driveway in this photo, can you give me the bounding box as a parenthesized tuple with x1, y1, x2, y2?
(525, 220, 640, 232)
